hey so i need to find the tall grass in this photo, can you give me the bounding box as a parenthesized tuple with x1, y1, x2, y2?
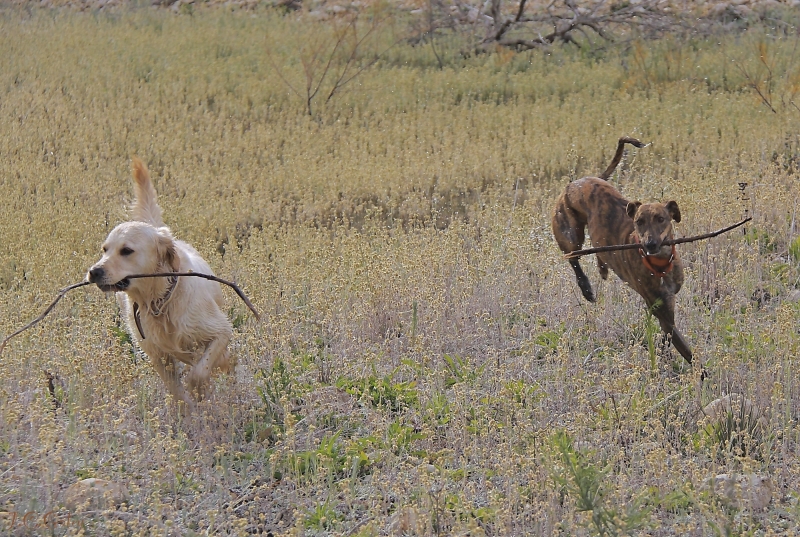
(0, 7, 799, 535)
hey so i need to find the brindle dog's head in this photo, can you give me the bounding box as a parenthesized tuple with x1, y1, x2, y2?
(626, 200, 681, 256)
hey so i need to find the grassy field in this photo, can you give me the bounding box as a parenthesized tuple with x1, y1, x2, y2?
(1, 5, 800, 535)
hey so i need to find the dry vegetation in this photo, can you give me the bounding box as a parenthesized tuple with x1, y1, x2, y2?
(1, 4, 800, 535)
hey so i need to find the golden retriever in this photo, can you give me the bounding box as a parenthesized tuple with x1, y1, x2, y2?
(88, 158, 233, 410)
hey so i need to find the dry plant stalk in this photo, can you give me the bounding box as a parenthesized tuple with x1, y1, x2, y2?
(424, 0, 681, 52)
(267, 10, 397, 116)
(564, 217, 752, 259)
(0, 273, 260, 354)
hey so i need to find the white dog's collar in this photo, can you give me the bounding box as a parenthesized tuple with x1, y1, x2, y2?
(132, 273, 179, 340)
(149, 273, 179, 316)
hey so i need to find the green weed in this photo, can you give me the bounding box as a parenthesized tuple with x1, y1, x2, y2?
(336, 369, 418, 412)
(443, 354, 485, 388)
(304, 499, 340, 531)
(550, 431, 652, 536)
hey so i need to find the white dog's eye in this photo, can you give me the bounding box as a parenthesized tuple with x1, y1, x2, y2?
(120, 247, 134, 256)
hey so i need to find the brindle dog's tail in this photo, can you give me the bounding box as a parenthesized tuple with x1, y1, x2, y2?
(598, 136, 647, 180)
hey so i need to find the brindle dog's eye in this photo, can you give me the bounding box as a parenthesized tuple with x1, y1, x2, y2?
(636, 219, 645, 226)
(120, 247, 134, 256)
(657, 216, 665, 223)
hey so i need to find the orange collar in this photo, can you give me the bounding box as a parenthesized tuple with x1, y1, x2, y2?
(633, 234, 676, 278)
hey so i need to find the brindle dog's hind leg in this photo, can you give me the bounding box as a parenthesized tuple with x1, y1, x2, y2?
(596, 256, 610, 280)
(569, 258, 596, 302)
(553, 197, 595, 303)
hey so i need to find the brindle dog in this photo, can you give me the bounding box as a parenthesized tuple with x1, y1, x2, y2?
(552, 137, 694, 366)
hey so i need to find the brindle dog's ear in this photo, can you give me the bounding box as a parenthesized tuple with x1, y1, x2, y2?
(626, 201, 642, 219)
(665, 200, 681, 223)
(156, 227, 180, 272)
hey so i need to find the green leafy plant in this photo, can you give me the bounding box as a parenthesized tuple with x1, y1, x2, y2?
(744, 227, 777, 254)
(228, 307, 248, 330)
(304, 499, 340, 530)
(109, 324, 135, 360)
(789, 235, 800, 262)
(286, 432, 348, 482)
(534, 330, 562, 359)
(443, 493, 497, 528)
(284, 432, 373, 483)
(443, 354, 485, 388)
(386, 418, 425, 456)
(550, 431, 652, 536)
(703, 397, 769, 460)
(503, 379, 539, 407)
(247, 356, 301, 442)
(337, 368, 418, 412)
(424, 392, 451, 428)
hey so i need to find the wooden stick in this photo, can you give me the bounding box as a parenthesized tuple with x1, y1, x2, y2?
(0, 281, 92, 354)
(564, 217, 752, 259)
(0, 273, 260, 355)
(126, 272, 261, 321)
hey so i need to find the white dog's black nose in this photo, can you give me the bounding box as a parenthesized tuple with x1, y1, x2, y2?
(88, 267, 105, 283)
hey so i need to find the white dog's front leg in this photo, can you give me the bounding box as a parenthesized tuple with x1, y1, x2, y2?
(150, 353, 196, 412)
(186, 336, 230, 400)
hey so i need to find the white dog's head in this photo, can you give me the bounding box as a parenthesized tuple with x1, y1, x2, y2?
(87, 222, 179, 295)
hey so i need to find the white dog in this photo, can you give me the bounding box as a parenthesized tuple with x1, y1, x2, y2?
(88, 158, 233, 410)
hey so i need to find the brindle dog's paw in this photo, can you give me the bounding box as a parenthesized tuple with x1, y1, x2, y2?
(579, 284, 596, 303)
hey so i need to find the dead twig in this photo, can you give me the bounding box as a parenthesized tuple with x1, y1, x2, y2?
(126, 272, 261, 321)
(0, 280, 91, 354)
(724, 45, 778, 114)
(0, 273, 259, 354)
(564, 217, 751, 259)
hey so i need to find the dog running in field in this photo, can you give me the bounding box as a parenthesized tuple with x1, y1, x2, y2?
(552, 137, 694, 366)
(88, 158, 233, 410)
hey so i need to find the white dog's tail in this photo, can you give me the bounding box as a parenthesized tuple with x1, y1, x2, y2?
(131, 157, 164, 227)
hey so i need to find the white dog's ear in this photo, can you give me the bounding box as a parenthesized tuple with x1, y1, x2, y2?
(156, 227, 180, 272)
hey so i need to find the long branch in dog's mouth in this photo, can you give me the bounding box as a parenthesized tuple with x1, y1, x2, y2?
(96, 278, 130, 292)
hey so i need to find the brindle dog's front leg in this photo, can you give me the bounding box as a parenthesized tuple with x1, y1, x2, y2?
(569, 258, 596, 302)
(648, 295, 693, 364)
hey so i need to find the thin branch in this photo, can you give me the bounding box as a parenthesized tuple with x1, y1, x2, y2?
(327, 39, 399, 101)
(0, 281, 91, 354)
(725, 48, 778, 114)
(564, 217, 752, 259)
(126, 272, 261, 321)
(325, 15, 391, 103)
(427, 0, 444, 69)
(757, 41, 775, 106)
(429, 33, 444, 69)
(515, 0, 528, 22)
(492, 0, 528, 43)
(447, 0, 679, 51)
(309, 17, 355, 107)
(265, 48, 302, 100)
(0, 273, 260, 355)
